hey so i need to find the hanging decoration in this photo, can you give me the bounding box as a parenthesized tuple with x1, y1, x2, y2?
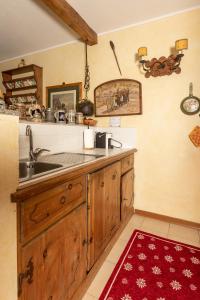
(180, 83, 200, 115)
(109, 41, 122, 76)
(77, 43, 94, 116)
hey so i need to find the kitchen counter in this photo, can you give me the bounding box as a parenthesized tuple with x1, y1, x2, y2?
(13, 148, 137, 201)
(15, 146, 136, 300)
(19, 147, 136, 187)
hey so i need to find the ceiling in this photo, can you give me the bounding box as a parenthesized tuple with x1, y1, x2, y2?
(0, 0, 200, 62)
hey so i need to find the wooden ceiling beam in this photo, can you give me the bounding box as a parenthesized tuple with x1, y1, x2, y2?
(40, 0, 97, 45)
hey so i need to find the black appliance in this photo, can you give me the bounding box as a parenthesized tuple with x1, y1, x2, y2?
(95, 132, 112, 149)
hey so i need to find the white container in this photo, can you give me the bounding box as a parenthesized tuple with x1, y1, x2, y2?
(83, 128, 94, 149)
(106, 132, 112, 149)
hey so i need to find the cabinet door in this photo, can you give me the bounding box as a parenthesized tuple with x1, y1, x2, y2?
(61, 203, 87, 300)
(44, 217, 66, 300)
(88, 162, 121, 269)
(104, 161, 121, 236)
(121, 169, 134, 222)
(19, 204, 87, 300)
(20, 234, 46, 300)
(87, 167, 105, 269)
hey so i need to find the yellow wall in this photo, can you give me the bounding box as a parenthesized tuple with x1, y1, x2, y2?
(0, 114, 18, 300)
(0, 9, 200, 223)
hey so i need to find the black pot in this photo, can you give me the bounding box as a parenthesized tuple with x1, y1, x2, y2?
(77, 99, 94, 116)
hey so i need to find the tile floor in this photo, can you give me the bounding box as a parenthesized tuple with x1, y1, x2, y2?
(83, 214, 200, 300)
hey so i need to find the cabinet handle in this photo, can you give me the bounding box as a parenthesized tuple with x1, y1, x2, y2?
(101, 181, 104, 187)
(82, 239, 87, 246)
(18, 257, 34, 297)
(66, 183, 73, 190)
(112, 174, 116, 180)
(60, 196, 66, 205)
(43, 248, 48, 259)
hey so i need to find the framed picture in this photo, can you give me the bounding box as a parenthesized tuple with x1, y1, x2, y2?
(94, 79, 142, 117)
(46, 82, 82, 111)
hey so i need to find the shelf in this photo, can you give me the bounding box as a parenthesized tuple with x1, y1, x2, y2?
(4, 85, 37, 92)
(5, 93, 37, 106)
(5, 92, 36, 99)
(2, 64, 42, 76)
(1, 64, 43, 107)
(3, 75, 35, 84)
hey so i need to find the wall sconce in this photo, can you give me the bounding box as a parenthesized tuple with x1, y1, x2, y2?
(138, 39, 188, 78)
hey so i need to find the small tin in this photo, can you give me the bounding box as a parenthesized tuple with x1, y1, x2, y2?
(45, 108, 55, 122)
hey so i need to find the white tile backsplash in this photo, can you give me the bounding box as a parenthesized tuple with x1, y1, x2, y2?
(19, 122, 136, 159)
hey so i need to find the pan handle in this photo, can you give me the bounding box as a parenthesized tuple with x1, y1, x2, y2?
(189, 82, 193, 97)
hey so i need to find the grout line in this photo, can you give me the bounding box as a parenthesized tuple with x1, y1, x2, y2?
(139, 216, 145, 227)
(106, 259, 117, 266)
(166, 223, 170, 237)
(86, 293, 98, 299)
(167, 223, 172, 238)
(198, 230, 200, 243)
(119, 237, 130, 243)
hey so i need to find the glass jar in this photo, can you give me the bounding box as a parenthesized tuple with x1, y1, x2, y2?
(75, 112, 83, 124)
(67, 109, 75, 124)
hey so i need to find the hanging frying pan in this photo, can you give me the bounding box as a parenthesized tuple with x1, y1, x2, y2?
(180, 83, 200, 115)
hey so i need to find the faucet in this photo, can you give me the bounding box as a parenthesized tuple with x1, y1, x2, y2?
(26, 125, 50, 161)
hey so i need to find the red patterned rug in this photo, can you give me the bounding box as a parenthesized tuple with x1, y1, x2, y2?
(99, 230, 200, 300)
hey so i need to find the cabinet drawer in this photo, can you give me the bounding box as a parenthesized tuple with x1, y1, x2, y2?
(21, 176, 86, 243)
(121, 154, 134, 174)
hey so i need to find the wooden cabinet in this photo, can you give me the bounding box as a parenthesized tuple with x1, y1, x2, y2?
(19, 203, 87, 300)
(18, 175, 87, 300)
(2, 64, 43, 107)
(14, 151, 136, 300)
(87, 161, 121, 269)
(121, 169, 134, 221)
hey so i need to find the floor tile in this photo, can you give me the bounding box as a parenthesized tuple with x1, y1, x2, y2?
(168, 223, 199, 243)
(128, 214, 145, 227)
(82, 293, 97, 300)
(86, 261, 115, 298)
(167, 234, 200, 247)
(106, 238, 127, 264)
(141, 217, 170, 234)
(118, 223, 138, 242)
(139, 226, 168, 238)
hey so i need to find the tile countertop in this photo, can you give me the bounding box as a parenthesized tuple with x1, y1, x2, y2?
(18, 147, 136, 189)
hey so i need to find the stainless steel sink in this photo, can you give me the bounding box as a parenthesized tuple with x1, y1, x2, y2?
(19, 152, 105, 181)
(40, 152, 105, 166)
(19, 161, 63, 179)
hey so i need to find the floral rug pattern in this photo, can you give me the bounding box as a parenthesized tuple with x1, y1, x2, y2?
(99, 230, 200, 300)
